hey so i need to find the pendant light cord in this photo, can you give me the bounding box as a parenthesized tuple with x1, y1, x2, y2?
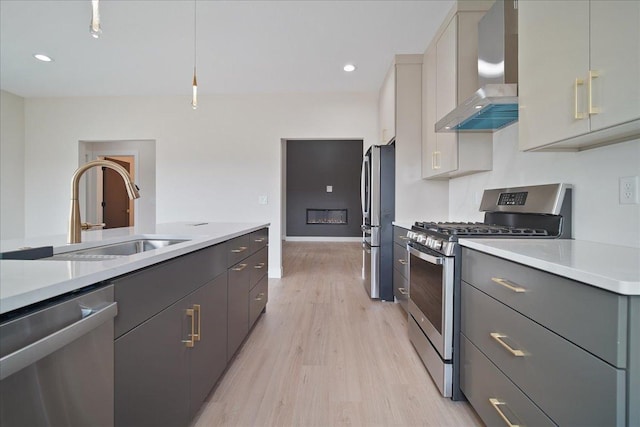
(193, 0, 197, 75)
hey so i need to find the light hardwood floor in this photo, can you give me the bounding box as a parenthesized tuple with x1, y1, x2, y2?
(192, 242, 482, 427)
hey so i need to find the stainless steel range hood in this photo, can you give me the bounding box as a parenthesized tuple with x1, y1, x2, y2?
(436, 0, 518, 133)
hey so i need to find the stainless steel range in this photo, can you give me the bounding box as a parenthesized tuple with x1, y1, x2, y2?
(405, 183, 572, 400)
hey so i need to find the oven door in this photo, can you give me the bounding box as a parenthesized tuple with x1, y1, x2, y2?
(408, 244, 454, 361)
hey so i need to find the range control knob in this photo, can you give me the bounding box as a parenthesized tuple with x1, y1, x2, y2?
(432, 239, 443, 250)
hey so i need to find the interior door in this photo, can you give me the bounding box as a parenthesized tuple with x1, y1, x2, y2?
(103, 157, 131, 229)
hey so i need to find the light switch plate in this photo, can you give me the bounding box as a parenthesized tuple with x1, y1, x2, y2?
(326, 185, 333, 193)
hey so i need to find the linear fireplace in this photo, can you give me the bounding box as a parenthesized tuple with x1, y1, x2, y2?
(306, 209, 348, 225)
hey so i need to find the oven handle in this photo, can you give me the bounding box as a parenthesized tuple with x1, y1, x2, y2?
(408, 246, 444, 265)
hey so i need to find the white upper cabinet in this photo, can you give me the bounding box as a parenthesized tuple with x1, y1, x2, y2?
(519, 0, 640, 151)
(378, 65, 396, 144)
(422, 4, 493, 179)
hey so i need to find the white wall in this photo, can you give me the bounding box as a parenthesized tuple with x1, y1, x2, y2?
(21, 92, 378, 276)
(0, 90, 25, 239)
(449, 124, 640, 248)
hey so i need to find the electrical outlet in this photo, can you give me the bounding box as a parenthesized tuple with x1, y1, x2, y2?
(258, 195, 268, 205)
(619, 176, 639, 205)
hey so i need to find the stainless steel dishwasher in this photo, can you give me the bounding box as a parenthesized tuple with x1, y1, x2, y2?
(0, 284, 117, 427)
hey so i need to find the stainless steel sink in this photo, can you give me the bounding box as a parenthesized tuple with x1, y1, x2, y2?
(48, 239, 189, 261)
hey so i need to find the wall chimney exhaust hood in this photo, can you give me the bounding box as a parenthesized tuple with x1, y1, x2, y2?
(436, 0, 518, 133)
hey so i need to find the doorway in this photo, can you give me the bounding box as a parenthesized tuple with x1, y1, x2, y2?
(102, 156, 135, 228)
(78, 140, 156, 231)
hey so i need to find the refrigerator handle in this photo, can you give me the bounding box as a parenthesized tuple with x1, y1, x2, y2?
(361, 156, 369, 219)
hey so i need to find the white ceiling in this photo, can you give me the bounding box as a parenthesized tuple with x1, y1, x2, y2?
(0, 0, 454, 98)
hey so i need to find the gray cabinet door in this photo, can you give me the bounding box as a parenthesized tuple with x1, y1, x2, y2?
(189, 273, 228, 418)
(227, 261, 250, 361)
(115, 298, 190, 427)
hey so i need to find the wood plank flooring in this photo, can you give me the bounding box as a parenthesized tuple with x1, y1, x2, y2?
(192, 242, 482, 427)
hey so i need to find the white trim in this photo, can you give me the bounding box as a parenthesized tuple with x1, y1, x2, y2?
(268, 267, 283, 279)
(285, 236, 361, 242)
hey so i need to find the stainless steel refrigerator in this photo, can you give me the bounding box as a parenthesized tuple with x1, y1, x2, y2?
(361, 144, 395, 300)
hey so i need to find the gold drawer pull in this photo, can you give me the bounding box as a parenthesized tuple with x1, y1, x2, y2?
(193, 304, 201, 342)
(398, 236, 409, 240)
(574, 77, 585, 119)
(232, 263, 248, 271)
(398, 259, 408, 265)
(397, 287, 408, 296)
(490, 333, 525, 357)
(255, 292, 266, 301)
(231, 246, 248, 253)
(254, 238, 265, 243)
(491, 277, 526, 293)
(588, 70, 600, 115)
(489, 398, 522, 427)
(183, 308, 195, 348)
(254, 262, 265, 269)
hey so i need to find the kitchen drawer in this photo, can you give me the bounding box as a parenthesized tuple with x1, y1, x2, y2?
(248, 247, 268, 289)
(461, 248, 627, 367)
(250, 228, 269, 253)
(393, 226, 411, 246)
(249, 276, 268, 328)
(114, 243, 227, 338)
(227, 234, 253, 267)
(462, 282, 626, 427)
(460, 334, 556, 427)
(393, 267, 409, 312)
(393, 242, 409, 278)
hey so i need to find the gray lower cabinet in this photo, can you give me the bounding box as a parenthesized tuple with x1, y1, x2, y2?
(461, 247, 636, 427)
(189, 274, 227, 420)
(392, 226, 410, 311)
(227, 259, 250, 361)
(115, 273, 228, 427)
(227, 229, 269, 361)
(114, 227, 269, 427)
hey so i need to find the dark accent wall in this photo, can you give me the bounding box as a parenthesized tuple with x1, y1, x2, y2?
(286, 140, 363, 237)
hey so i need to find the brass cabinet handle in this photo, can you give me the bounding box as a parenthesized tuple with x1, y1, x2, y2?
(254, 238, 265, 243)
(231, 246, 248, 253)
(193, 304, 201, 342)
(491, 277, 526, 293)
(588, 70, 600, 115)
(232, 263, 248, 271)
(183, 308, 195, 348)
(398, 236, 410, 240)
(398, 259, 408, 265)
(255, 292, 266, 301)
(397, 287, 408, 296)
(489, 398, 522, 427)
(490, 333, 525, 357)
(574, 77, 585, 119)
(254, 262, 265, 269)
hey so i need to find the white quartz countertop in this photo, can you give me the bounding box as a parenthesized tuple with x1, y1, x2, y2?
(0, 222, 269, 314)
(392, 221, 413, 230)
(459, 239, 640, 295)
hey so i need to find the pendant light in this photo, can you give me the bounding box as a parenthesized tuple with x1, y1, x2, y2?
(90, 0, 102, 38)
(191, 0, 198, 109)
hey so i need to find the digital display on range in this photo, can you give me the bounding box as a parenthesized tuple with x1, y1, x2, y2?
(498, 191, 528, 206)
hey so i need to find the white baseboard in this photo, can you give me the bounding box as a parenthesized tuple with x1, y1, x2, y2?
(285, 236, 361, 242)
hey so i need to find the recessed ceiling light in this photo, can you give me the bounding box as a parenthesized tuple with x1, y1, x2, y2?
(33, 54, 53, 62)
(474, 105, 483, 109)
(343, 64, 356, 72)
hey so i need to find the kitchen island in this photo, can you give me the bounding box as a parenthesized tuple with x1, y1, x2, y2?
(1, 221, 270, 427)
(0, 221, 269, 314)
(458, 238, 639, 427)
